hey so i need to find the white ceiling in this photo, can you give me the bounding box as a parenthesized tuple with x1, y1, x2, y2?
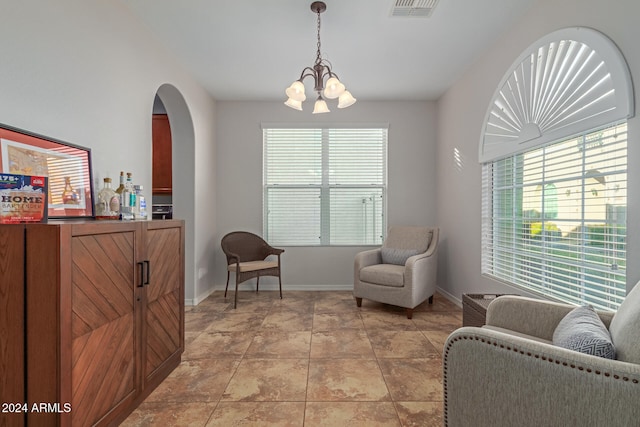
(122, 0, 535, 102)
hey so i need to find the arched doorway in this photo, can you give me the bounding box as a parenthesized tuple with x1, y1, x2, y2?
(153, 84, 196, 302)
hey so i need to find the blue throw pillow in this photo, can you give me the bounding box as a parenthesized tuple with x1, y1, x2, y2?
(380, 248, 421, 266)
(552, 305, 615, 359)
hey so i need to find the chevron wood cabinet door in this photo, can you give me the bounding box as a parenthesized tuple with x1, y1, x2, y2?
(16, 220, 184, 427)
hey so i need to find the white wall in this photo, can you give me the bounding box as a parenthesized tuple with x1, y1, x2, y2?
(0, 1, 218, 303)
(436, 0, 640, 303)
(214, 101, 437, 289)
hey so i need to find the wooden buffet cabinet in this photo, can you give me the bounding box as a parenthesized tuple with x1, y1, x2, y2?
(0, 219, 185, 426)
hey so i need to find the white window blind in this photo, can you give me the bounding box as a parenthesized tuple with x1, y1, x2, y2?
(482, 122, 627, 310)
(263, 127, 387, 246)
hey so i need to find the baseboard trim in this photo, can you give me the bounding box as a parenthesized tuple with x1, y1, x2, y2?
(187, 284, 462, 307)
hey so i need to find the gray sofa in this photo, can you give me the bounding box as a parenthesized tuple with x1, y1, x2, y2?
(443, 283, 640, 426)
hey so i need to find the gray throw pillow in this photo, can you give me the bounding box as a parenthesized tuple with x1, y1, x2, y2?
(380, 248, 421, 266)
(552, 305, 615, 359)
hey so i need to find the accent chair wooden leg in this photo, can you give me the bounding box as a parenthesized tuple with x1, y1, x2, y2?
(428, 295, 434, 304)
(224, 271, 230, 298)
(356, 297, 362, 307)
(406, 308, 414, 319)
(256, 275, 260, 293)
(234, 277, 239, 309)
(278, 274, 283, 299)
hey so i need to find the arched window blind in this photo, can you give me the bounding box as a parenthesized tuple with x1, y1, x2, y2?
(480, 27, 634, 311)
(479, 27, 633, 163)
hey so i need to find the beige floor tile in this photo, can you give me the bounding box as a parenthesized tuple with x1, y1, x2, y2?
(368, 330, 439, 358)
(144, 358, 239, 403)
(310, 330, 375, 358)
(244, 331, 311, 358)
(313, 293, 360, 313)
(304, 402, 401, 427)
(202, 312, 266, 332)
(184, 331, 254, 360)
(411, 312, 463, 333)
(422, 330, 454, 353)
(307, 359, 390, 401)
(221, 359, 309, 401)
(206, 402, 305, 426)
(395, 401, 444, 427)
(261, 310, 314, 331)
(378, 357, 443, 401)
(360, 311, 418, 331)
(312, 312, 365, 330)
(121, 401, 216, 427)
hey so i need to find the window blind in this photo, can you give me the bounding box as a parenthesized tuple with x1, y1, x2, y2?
(263, 127, 387, 246)
(481, 122, 627, 311)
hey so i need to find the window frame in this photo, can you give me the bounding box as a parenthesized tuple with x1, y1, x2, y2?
(262, 124, 388, 247)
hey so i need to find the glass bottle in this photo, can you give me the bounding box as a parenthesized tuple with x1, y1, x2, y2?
(121, 172, 135, 221)
(134, 185, 148, 220)
(115, 171, 125, 218)
(61, 177, 79, 205)
(95, 177, 120, 220)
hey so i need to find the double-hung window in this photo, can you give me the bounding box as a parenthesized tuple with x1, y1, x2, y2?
(480, 28, 634, 311)
(263, 125, 387, 246)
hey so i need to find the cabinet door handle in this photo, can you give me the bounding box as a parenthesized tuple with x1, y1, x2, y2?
(137, 262, 145, 288)
(144, 260, 151, 285)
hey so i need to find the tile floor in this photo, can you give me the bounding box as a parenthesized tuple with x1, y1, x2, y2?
(122, 290, 462, 426)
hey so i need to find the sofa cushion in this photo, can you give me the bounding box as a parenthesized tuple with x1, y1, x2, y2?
(359, 264, 405, 287)
(552, 305, 615, 359)
(609, 281, 640, 364)
(380, 247, 421, 265)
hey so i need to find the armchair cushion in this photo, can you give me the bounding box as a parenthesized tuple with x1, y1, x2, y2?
(359, 264, 404, 287)
(380, 247, 421, 265)
(552, 305, 615, 359)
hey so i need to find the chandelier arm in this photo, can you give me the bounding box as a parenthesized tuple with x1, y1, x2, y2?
(298, 67, 317, 81)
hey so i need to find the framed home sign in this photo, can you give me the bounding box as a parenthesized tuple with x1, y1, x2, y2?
(0, 123, 94, 219)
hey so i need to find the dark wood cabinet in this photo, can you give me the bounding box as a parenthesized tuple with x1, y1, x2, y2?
(152, 114, 172, 195)
(0, 220, 184, 427)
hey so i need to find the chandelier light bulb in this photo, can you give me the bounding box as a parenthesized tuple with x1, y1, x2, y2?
(337, 90, 357, 109)
(285, 97, 303, 111)
(285, 81, 306, 102)
(323, 77, 345, 99)
(312, 96, 330, 114)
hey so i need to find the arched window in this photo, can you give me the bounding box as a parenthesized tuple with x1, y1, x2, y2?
(480, 27, 633, 310)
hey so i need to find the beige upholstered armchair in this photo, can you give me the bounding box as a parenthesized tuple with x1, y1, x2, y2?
(354, 226, 439, 319)
(443, 283, 640, 427)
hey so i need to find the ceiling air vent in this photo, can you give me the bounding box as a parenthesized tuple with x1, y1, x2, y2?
(390, 0, 439, 17)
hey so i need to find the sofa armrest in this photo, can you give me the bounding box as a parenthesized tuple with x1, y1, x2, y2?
(486, 295, 616, 341)
(444, 327, 640, 427)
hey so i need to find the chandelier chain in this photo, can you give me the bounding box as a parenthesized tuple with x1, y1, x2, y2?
(315, 8, 322, 65)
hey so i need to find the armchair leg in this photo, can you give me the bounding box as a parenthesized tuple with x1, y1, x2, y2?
(278, 273, 283, 299)
(428, 295, 433, 304)
(256, 275, 260, 293)
(225, 271, 230, 298)
(356, 297, 362, 307)
(406, 308, 413, 319)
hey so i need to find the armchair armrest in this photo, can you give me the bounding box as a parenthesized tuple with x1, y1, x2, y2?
(486, 296, 615, 341)
(354, 248, 382, 270)
(444, 327, 640, 427)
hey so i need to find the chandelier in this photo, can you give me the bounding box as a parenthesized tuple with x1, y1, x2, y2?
(284, 1, 356, 114)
